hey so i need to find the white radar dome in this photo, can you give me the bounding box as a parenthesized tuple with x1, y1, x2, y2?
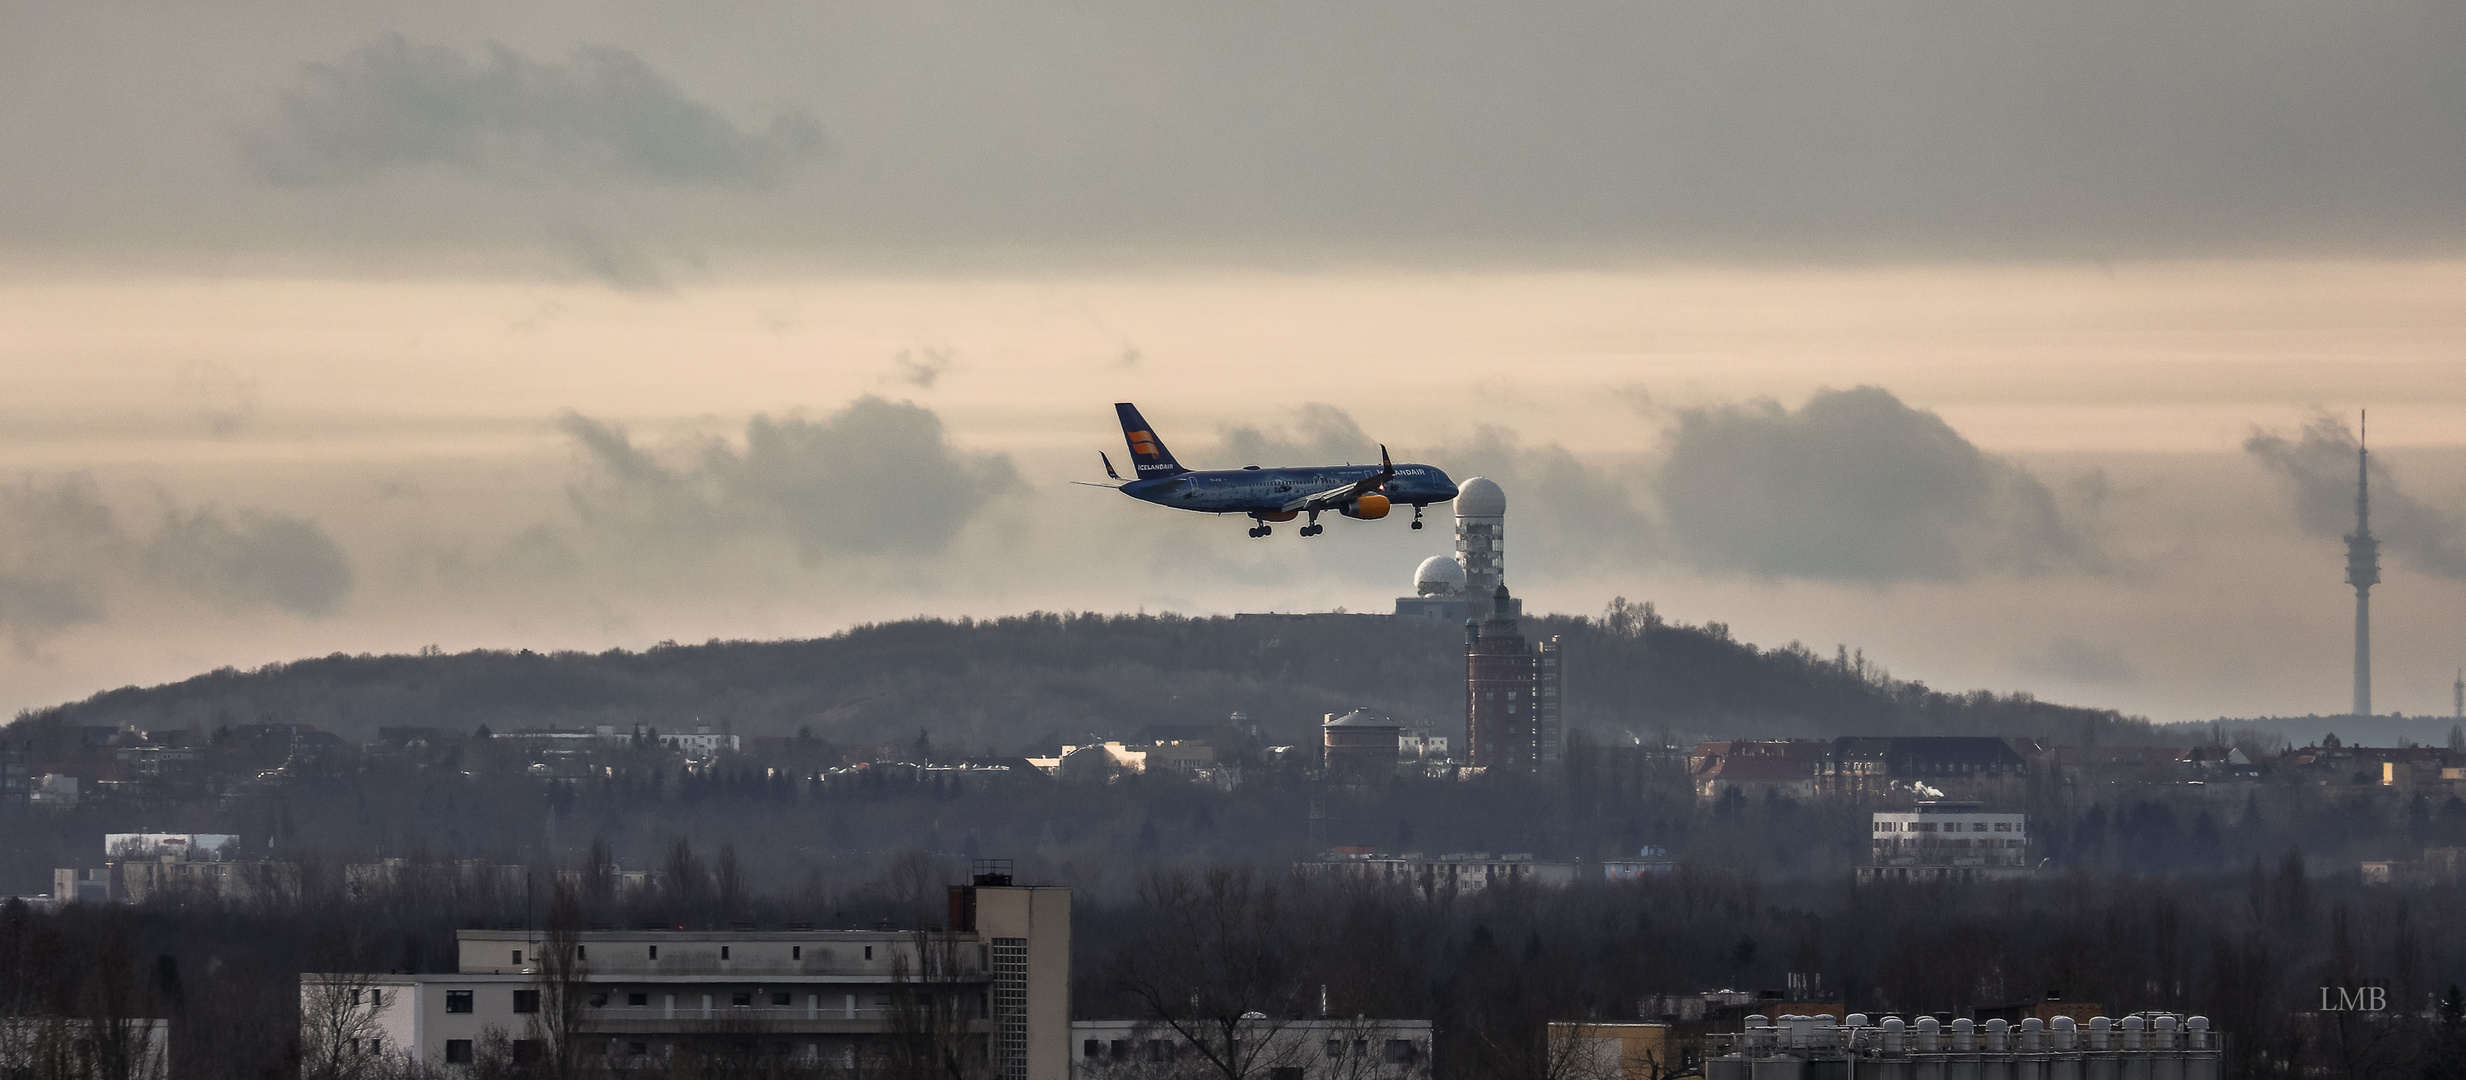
(1414, 555, 1468, 595)
(1454, 476, 1506, 517)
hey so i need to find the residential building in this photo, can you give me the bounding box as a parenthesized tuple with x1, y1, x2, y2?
(1601, 848, 1675, 880)
(1, 739, 28, 810)
(1858, 802, 2031, 882)
(650, 725, 739, 756)
(1071, 1018, 1431, 1080)
(1701, 1013, 2218, 1080)
(1310, 852, 1578, 899)
(29, 774, 78, 809)
(1397, 728, 1448, 762)
(300, 872, 1070, 1077)
(57, 834, 279, 904)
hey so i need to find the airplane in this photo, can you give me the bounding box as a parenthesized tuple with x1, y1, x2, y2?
(1083, 403, 1460, 538)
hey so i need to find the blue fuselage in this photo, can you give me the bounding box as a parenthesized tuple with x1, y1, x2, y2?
(1123, 463, 1458, 515)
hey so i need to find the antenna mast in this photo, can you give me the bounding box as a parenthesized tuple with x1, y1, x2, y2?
(2345, 411, 2380, 718)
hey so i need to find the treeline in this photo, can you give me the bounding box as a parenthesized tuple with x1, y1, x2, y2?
(9, 600, 2152, 753)
(13, 851, 2466, 1080)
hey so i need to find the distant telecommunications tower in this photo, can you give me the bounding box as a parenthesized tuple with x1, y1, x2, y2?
(2346, 412, 2381, 718)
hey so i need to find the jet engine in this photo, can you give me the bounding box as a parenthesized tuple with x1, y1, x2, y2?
(1342, 493, 1391, 520)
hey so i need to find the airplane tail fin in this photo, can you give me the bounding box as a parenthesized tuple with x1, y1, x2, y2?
(1114, 403, 1187, 477)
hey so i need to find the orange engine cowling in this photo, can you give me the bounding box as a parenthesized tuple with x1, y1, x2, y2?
(1260, 510, 1298, 522)
(1344, 493, 1391, 520)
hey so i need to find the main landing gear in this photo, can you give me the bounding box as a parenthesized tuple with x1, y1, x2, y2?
(1247, 524, 1274, 538)
(1299, 510, 1324, 537)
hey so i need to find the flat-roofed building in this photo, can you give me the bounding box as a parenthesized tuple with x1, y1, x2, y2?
(1859, 801, 2031, 882)
(301, 875, 1070, 1077)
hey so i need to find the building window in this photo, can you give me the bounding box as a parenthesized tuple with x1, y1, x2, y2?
(1147, 1041, 1169, 1063)
(627, 1043, 648, 1057)
(513, 989, 541, 1014)
(1110, 1040, 1128, 1060)
(1085, 1040, 1103, 1059)
(722, 946, 731, 960)
(1326, 1039, 1344, 1059)
(993, 938, 1030, 1080)
(1386, 1040, 1415, 1063)
(444, 1041, 473, 1064)
(588, 993, 608, 1008)
(649, 945, 658, 960)
(511, 950, 523, 966)
(446, 991, 473, 1014)
(792, 946, 802, 960)
(774, 992, 792, 1006)
(864, 946, 873, 961)
(733, 992, 753, 1008)
(576, 946, 585, 960)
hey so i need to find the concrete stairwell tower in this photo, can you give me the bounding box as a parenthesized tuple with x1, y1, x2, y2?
(2346, 412, 2380, 718)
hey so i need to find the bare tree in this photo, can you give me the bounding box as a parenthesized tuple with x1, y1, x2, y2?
(299, 974, 395, 1080)
(530, 882, 591, 1078)
(1115, 867, 1313, 1080)
(888, 930, 988, 1080)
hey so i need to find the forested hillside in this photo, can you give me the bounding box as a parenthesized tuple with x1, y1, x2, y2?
(10, 600, 2147, 750)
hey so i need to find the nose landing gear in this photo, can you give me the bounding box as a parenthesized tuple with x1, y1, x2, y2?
(1410, 504, 1426, 530)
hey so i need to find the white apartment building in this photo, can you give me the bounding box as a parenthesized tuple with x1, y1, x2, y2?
(1070, 1018, 1432, 1080)
(302, 879, 1070, 1077)
(1860, 801, 2031, 882)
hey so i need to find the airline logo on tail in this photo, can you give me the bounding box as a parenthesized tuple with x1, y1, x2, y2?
(1114, 402, 1188, 476)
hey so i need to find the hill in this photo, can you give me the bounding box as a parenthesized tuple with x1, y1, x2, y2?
(5, 601, 2151, 751)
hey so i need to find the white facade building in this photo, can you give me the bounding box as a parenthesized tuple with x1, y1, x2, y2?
(1860, 802, 2031, 882)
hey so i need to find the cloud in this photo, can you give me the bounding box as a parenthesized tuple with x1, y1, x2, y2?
(1217, 405, 1380, 467)
(146, 508, 355, 616)
(2245, 412, 2466, 579)
(1653, 386, 2093, 582)
(561, 397, 1018, 560)
(238, 34, 825, 190)
(2017, 636, 2139, 686)
(0, 478, 352, 648)
(0, 479, 125, 648)
(888, 347, 956, 389)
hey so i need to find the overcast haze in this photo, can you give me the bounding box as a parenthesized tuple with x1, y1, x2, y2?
(2, 2, 2464, 726)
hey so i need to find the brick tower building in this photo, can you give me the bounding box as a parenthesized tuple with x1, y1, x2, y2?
(1465, 584, 1563, 774)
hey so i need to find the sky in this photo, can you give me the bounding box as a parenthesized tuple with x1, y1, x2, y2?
(2, 1, 2465, 726)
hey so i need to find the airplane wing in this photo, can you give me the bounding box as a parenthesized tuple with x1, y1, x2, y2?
(1277, 444, 1394, 513)
(1071, 481, 1125, 489)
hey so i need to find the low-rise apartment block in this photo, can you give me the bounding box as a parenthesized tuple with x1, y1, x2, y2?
(301, 875, 1069, 1077)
